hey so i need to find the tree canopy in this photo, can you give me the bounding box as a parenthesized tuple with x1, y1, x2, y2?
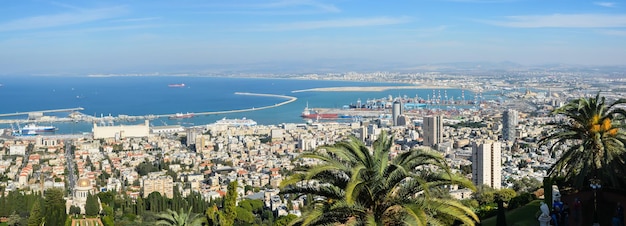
(43, 189, 67, 226)
(281, 133, 479, 226)
(540, 93, 626, 189)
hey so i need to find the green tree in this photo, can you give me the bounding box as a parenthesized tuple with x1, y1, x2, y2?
(69, 206, 81, 216)
(222, 181, 238, 226)
(472, 185, 496, 205)
(205, 181, 238, 226)
(27, 200, 43, 226)
(539, 93, 626, 189)
(155, 207, 203, 226)
(85, 193, 100, 216)
(495, 188, 517, 203)
(280, 133, 479, 225)
(234, 207, 254, 224)
(97, 191, 115, 205)
(238, 199, 263, 214)
(274, 214, 297, 226)
(43, 189, 67, 226)
(101, 203, 115, 226)
(508, 176, 541, 193)
(7, 211, 21, 226)
(205, 205, 220, 226)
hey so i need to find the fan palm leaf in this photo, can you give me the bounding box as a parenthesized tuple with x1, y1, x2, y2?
(281, 132, 478, 225)
(540, 93, 626, 189)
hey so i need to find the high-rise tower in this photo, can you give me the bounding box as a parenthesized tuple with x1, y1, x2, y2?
(471, 140, 502, 189)
(502, 109, 518, 141)
(423, 115, 443, 147)
(392, 101, 402, 126)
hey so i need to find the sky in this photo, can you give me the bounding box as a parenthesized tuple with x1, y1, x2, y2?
(0, 0, 625, 74)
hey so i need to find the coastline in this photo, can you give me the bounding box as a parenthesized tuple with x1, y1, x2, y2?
(292, 85, 458, 93)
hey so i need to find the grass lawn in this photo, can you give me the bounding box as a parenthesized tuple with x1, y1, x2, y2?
(480, 200, 543, 226)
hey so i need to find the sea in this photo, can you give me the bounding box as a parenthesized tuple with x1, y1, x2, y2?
(0, 76, 476, 134)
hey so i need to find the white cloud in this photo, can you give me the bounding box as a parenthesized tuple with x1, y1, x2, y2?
(482, 14, 626, 28)
(199, 0, 340, 14)
(597, 29, 626, 36)
(255, 17, 411, 31)
(111, 17, 161, 23)
(258, 0, 340, 13)
(0, 6, 127, 32)
(593, 2, 617, 7)
(443, 0, 516, 3)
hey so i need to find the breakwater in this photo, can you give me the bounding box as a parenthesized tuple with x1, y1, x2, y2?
(0, 92, 297, 125)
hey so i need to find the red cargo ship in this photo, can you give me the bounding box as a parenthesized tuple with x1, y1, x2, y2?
(300, 106, 339, 119)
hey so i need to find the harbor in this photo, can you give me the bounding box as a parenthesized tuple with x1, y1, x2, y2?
(0, 92, 297, 130)
(0, 87, 487, 136)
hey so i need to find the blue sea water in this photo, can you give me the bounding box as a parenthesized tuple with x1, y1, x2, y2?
(0, 76, 473, 134)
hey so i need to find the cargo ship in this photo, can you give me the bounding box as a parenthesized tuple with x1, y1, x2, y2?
(301, 106, 339, 119)
(169, 112, 194, 119)
(168, 83, 185, 88)
(213, 117, 257, 127)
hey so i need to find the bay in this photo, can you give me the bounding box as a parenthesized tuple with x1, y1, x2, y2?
(0, 76, 473, 134)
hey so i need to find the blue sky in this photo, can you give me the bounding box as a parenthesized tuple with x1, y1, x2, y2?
(0, 0, 625, 74)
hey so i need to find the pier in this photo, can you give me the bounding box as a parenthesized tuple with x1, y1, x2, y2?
(153, 92, 297, 117)
(0, 93, 296, 125)
(0, 107, 85, 117)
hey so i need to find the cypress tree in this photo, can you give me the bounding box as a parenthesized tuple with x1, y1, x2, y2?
(85, 193, 100, 217)
(0, 192, 7, 217)
(135, 197, 145, 216)
(27, 200, 42, 226)
(222, 181, 238, 226)
(43, 188, 67, 226)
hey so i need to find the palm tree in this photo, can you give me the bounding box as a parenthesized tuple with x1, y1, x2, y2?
(539, 93, 626, 189)
(280, 133, 478, 226)
(156, 207, 204, 226)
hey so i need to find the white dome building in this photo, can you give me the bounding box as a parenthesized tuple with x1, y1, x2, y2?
(66, 178, 95, 214)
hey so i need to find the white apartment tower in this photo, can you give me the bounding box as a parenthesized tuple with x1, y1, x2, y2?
(471, 140, 502, 189)
(423, 115, 443, 147)
(502, 109, 518, 141)
(392, 101, 402, 126)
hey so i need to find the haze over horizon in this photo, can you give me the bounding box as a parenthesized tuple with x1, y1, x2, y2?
(1, 0, 625, 75)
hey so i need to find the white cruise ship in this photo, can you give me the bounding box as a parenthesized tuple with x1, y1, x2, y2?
(212, 117, 257, 127)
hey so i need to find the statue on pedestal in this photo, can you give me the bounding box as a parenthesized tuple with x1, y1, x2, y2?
(538, 202, 552, 226)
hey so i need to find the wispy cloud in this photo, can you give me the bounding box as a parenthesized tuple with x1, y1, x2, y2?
(112, 17, 161, 23)
(442, 0, 517, 3)
(416, 25, 447, 33)
(0, 6, 127, 32)
(594, 2, 617, 7)
(255, 17, 411, 31)
(257, 0, 340, 13)
(197, 0, 340, 14)
(481, 14, 626, 28)
(597, 29, 626, 36)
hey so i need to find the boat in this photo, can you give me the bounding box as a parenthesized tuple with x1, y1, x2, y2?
(168, 83, 185, 88)
(213, 117, 257, 127)
(169, 113, 194, 119)
(18, 124, 57, 135)
(301, 106, 339, 119)
(339, 114, 353, 119)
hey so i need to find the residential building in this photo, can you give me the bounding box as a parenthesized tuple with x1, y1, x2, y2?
(423, 115, 443, 147)
(471, 140, 502, 189)
(142, 173, 174, 198)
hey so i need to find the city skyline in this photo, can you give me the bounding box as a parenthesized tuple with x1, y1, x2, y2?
(0, 0, 625, 74)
